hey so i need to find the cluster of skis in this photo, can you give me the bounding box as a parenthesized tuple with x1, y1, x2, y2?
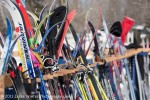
(0, 0, 150, 100)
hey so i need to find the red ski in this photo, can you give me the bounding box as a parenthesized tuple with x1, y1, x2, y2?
(56, 10, 77, 58)
(16, 0, 35, 40)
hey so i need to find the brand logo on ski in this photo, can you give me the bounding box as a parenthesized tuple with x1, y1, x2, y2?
(18, 22, 35, 78)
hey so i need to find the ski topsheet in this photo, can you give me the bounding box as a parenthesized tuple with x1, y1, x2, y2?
(15, 0, 36, 78)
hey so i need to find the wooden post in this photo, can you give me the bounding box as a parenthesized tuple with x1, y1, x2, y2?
(0, 75, 5, 99)
(0, 75, 13, 99)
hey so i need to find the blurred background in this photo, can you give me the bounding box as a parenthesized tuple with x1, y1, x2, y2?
(0, 0, 150, 43)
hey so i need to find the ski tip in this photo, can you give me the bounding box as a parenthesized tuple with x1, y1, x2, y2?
(39, 3, 48, 21)
(6, 17, 12, 36)
(71, 9, 77, 14)
(6, 17, 11, 27)
(124, 16, 135, 22)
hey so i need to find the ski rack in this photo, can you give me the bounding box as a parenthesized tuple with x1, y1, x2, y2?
(0, 48, 150, 98)
(28, 48, 150, 83)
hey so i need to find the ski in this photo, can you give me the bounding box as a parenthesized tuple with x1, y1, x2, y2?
(57, 10, 77, 58)
(0, 18, 12, 74)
